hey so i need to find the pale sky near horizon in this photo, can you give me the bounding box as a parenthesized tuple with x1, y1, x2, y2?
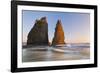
(22, 10, 90, 43)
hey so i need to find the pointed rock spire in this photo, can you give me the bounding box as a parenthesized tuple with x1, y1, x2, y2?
(52, 20, 65, 45)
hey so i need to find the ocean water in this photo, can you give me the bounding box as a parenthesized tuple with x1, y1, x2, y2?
(22, 43, 90, 62)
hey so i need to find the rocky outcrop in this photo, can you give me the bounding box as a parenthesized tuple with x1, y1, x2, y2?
(27, 17, 49, 45)
(52, 20, 65, 45)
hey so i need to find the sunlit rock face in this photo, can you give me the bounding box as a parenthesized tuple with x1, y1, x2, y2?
(52, 20, 65, 46)
(27, 17, 49, 45)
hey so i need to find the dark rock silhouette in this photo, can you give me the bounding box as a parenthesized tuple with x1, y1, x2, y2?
(52, 20, 65, 45)
(27, 17, 49, 45)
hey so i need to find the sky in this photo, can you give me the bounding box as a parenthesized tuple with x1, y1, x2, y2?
(22, 10, 90, 43)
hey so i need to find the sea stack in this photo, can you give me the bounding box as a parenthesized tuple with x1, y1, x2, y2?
(52, 20, 65, 46)
(27, 17, 49, 45)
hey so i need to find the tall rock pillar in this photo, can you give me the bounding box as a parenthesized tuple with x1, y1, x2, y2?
(27, 17, 49, 45)
(52, 20, 65, 45)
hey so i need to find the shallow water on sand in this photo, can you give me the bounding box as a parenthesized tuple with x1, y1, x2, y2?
(22, 44, 90, 62)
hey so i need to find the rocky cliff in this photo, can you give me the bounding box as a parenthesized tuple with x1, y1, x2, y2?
(52, 20, 65, 45)
(27, 17, 49, 45)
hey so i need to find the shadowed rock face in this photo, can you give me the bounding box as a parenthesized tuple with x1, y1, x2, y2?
(27, 17, 49, 45)
(52, 20, 65, 45)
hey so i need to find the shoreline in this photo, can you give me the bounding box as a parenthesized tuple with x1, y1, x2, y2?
(22, 44, 90, 62)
